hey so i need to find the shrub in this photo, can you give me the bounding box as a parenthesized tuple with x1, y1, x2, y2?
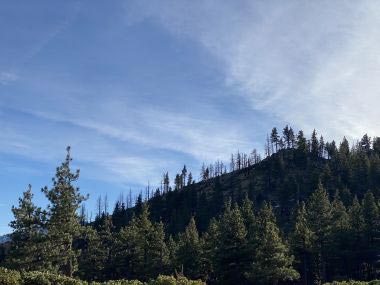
(148, 275, 205, 285)
(21, 271, 86, 285)
(0, 269, 205, 285)
(104, 281, 143, 285)
(324, 281, 380, 285)
(0, 267, 22, 285)
(22, 271, 51, 285)
(0, 267, 21, 285)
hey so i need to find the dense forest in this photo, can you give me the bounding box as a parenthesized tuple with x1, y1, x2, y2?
(1, 126, 380, 285)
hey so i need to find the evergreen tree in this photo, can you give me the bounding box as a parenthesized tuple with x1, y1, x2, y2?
(306, 182, 332, 284)
(187, 172, 193, 186)
(78, 215, 113, 281)
(182, 165, 188, 188)
(42, 147, 87, 277)
(112, 204, 169, 281)
(176, 217, 203, 279)
(348, 196, 363, 245)
(373, 137, 380, 156)
(329, 191, 350, 279)
(361, 191, 379, 243)
(240, 194, 255, 233)
(296, 130, 308, 163)
(360, 134, 371, 154)
(247, 202, 299, 285)
(202, 218, 220, 283)
(319, 136, 325, 158)
(271, 127, 280, 152)
(310, 130, 319, 158)
(214, 202, 248, 285)
(167, 235, 178, 273)
(339, 137, 350, 157)
(283, 125, 291, 148)
(7, 185, 46, 271)
(361, 191, 380, 279)
(163, 172, 170, 193)
(290, 202, 314, 285)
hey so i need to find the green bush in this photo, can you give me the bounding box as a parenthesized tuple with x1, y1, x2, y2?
(148, 275, 205, 285)
(0, 269, 204, 285)
(104, 280, 143, 285)
(324, 281, 380, 285)
(22, 271, 51, 285)
(0, 268, 21, 285)
(21, 271, 86, 285)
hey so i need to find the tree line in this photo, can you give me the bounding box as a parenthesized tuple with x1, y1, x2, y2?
(2, 127, 380, 285)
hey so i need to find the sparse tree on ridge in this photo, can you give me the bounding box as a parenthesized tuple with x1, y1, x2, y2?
(271, 127, 280, 153)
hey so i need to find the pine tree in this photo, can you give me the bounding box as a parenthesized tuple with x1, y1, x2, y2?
(176, 217, 203, 279)
(296, 131, 308, 163)
(112, 204, 169, 281)
(331, 191, 350, 235)
(167, 235, 178, 273)
(202, 218, 219, 282)
(359, 191, 380, 279)
(247, 202, 299, 285)
(42, 146, 87, 277)
(290, 202, 314, 285)
(175, 174, 182, 190)
(319, 136, 325, 158)
(187, 172, 193, 186)
(373, 137, 380, 156)
(310, 130, 319, 158)
(283, 125, 291, 148)
(240, 194, 255, 233)
(339, 137, 350, 157)
(361, 191, 379, 243)
(271, 127, 280, 152)
(181, 165, 187, 188)
(360, 134, 371, 154)
(7, 185, 47, 271)
(289, 127, 295, 148)
(348, 196, 363, 244)
(78, 215, 113, 281)
(329, 191, 350, 279)
(163, 172, 170, 193)
(306, 182, 332, 283)
(214, 202, 248, 285)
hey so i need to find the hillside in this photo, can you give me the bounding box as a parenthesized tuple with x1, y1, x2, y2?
(2, 128, 380, 285)
(115, 140, 379, 235)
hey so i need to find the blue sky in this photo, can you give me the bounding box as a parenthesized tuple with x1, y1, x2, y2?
(1, 0, 380, 234)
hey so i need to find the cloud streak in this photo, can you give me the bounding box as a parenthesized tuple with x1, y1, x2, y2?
(125, 0, 380, 140)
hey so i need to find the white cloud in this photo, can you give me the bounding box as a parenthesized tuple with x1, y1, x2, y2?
(124, 0, 380, 140)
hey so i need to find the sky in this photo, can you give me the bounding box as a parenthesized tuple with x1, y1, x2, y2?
(1, 0, 380, 234)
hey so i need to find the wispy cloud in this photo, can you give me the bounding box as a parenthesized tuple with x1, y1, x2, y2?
(124, 0, 380, 139)
(0, 101, 251, 187)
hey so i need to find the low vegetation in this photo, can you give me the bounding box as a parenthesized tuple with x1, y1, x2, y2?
(0, 268, 205, 285)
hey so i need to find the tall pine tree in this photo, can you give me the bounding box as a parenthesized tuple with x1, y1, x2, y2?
(42, 147, 87, 277)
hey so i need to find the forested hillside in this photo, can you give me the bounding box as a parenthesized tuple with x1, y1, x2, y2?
(1, 126, 380, 285)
